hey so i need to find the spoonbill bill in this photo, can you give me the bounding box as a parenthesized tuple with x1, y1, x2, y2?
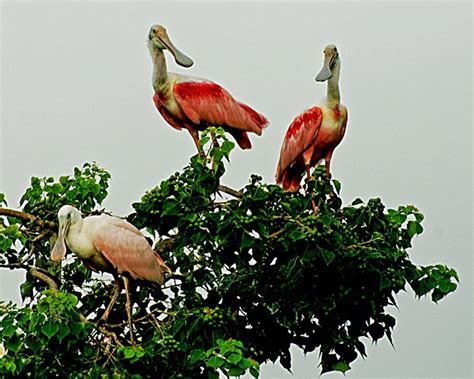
(148, 25, 268, 151)
(51, 205, 171, 342)
(276, 45, 348, 192)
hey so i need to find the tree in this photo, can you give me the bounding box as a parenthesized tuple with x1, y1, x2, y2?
(0, 128, 459, 377)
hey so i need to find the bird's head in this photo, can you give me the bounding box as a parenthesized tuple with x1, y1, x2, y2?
(148, 25, 194, 68)
(315, 44, 340, 82)
(50, 205, 82, 262)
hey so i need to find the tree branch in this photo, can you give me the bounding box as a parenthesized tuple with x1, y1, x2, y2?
(218, 184, 242, 198)
(30, 267, 59, 291)
(0, 207, 56, 229)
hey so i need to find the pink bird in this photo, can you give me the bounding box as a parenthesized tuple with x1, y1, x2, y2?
(51, 205, 171, 342)
(276, 45, 348, 192)
(148, 25, 268, 150)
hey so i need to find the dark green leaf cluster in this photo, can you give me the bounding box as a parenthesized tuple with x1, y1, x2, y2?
(0, 291, 91, 377)
(0, 129, 459, 377)
(20, 162, 111, 221)
(190, 338, 260, 378)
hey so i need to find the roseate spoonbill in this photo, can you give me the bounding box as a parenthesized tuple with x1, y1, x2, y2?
(51, 205, 171, 342)
(276, 45, 348, 193)
(148, 25, 268, 151)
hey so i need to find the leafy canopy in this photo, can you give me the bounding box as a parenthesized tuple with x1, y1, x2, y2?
(0, 128, 459, 377)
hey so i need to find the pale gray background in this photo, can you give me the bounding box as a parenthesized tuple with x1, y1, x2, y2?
(0, 1, 472, 378)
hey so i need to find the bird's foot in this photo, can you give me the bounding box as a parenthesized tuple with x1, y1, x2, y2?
(311, 199, 319, 215)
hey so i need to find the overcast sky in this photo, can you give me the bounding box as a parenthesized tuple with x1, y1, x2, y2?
(0, 1, 472, 378)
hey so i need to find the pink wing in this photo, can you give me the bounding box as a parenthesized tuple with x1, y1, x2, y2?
(276, 107, 323, 184)
(173, 81, 268, 135)
(93, 217, 169, 285)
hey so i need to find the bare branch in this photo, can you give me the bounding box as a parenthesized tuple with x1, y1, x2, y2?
(30, 267, 59, 291)
(218, 184, 242, 198)
(0, 207, 56, 230)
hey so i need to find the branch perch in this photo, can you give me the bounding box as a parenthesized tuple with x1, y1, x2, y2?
(0, 207, 56, 229)
(218, 184, 242, 198)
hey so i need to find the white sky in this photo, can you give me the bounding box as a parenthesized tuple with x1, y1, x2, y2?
(0, 1, 472, 378)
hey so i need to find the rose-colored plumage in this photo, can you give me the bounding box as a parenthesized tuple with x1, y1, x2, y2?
(93, 217, 167, 285)
(276, 44, 348, 193)
(154, 79, 268, 149)
(51, 206, 170, 286)
(148, 25, 268, 150)
(50, 205, 171, 341)
(276, 105, 347, 192)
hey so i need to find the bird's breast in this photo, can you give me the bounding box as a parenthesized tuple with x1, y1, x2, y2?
(66, 230, 98, 260)
(156, 78, 182, 117)
(317, 104, 346, 144)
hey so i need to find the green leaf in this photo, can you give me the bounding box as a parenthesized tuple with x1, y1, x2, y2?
(239, 358, 253, 370)
(41, 321, 59, 339)
(379, 276, 391, 290)
(2, 325, 17, 338)
(352, 198, 364, 205)
(123, 346, 135, 359)
(5, 335, 21, 353)
(333, 361, 350, 373)
(431, 288, 445, 302)
(228, 367, 244, 376)
(207, 355, 225, 368)
(439, 280, 457, 294)
(407, 221, 423, 237)
(228, 352, 242, 364)
(190, 349, 206, 364)
(249, 366, 260, 377)
(57, 324, 70, 342)
(221, 140, 235, 155)
(320, 249, 336, 265)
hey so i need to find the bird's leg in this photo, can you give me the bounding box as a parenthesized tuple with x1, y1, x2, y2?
(101, 280, 121, 322)
(324, 156, 336, 200)
(305, 165, 312, 183)
(311, 199, 318, 215)
(306, 166, 318, 214)
(122, 277, 135, 345)
(324, 155, 332, 179)
(188, 129, 205, 158)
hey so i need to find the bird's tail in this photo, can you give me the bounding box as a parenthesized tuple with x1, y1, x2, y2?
(276, 164, 304, 192)
(238, 102, 269, 135)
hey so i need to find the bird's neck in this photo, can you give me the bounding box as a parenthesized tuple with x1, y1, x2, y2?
(65, 219, 83, 254)
(150, 45, 168, 91)
(326, 62, 341, 104)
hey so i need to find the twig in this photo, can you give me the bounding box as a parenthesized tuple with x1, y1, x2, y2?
(218, 184, 242, 198)
(98, 325, 123, 347)
(267, 228, 285, 239)
(0, 207, 55, 229)
(210, 201, 230, 208)
(345, 236, 384, 250)
(30, 267, 59, 291)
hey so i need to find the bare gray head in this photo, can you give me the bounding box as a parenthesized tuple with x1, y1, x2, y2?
(315, 44, 340, 82)
(148, 24, 194, 68)
(51, 205, 82, 262)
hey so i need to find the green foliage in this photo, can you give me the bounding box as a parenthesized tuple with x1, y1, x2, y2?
(0, 129, 459, 377)
(190, 338, 260, 378)
(0, 291, 91, 377)
(20, 162, 111, 221)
